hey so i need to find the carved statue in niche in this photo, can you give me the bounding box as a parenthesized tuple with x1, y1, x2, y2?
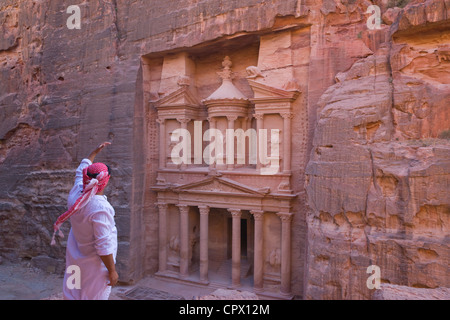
(246, 66, 264, 79)
(278, 181, 290, 191)
(266, 248, 281, 275)
(167, 235, 180, 266)
(260, 130, 280, 169)
(167, 131, 178, 166)
(189, 225, 200, 267)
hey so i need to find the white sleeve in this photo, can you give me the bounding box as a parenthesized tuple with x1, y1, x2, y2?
(74, 158, 92, 187)
(91, 210, 115, 256)
(67, 158, 92, 208)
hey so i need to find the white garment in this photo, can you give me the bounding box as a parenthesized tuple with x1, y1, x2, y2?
(63, 159, 117, 300)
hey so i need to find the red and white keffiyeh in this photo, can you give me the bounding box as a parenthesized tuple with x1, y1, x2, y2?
(51, 162, 110, 246)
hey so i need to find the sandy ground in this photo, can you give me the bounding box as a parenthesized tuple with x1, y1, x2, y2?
(0, 259, 135, 300)
(0, 260, 63, 300)
(0, 259, 216, 300)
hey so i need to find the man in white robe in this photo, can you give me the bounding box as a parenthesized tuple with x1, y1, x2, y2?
(59, 142, 118, 300)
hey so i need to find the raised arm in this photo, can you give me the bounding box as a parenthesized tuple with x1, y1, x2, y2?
(87, 142, 111, 163)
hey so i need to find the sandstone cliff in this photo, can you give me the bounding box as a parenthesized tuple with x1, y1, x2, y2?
(305, 0, 449, 299)
(0, 0, 448, 299)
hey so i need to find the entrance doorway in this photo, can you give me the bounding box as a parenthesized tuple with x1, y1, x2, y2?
(226, 217, 248, 259)
(241, 218, 247, 258)
(207, 210, 254, 287)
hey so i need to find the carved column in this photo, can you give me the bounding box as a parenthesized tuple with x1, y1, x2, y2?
(198, 205, 210, 282)
(177, 204, 190, 278)
(177, 117, 190, 131)
(229, 208, 242, 287)
(207, 116, 216, 169)
(277, 212, 293, 296)
(281, 112, 294, 173)
(250, 210, 264, 291)
(241, 117, 248, 166)
(176, 117, 191, 169)
(157, 203, 168, 273)
(226, 115, 238, 170)
(254, 113, 264, 170)
(156, 118, 166, 169)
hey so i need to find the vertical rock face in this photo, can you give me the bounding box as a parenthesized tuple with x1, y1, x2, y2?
(0, 0, 448, 299)
(305, 0, 450, 299)
(0, 0, 308, 285)
(0, 0, 134, 278)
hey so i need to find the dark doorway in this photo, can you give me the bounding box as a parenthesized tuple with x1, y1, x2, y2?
(241, 219, 247, 258)
(227, 218, 232, 259)
(226, 217, 248, 259)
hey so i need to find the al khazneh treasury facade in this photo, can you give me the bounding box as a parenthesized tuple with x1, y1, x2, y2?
(2, 0, 449, 301)
(146, 28, 308, 298)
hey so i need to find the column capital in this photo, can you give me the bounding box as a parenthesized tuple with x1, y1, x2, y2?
(176, 117, 191, 124)
(228, 208, 242, 218)
(253, 113, 264, 120)
(280, 112, 294, 119)
(227, 115, 238, 122)
(176, 204, 189, 214)
(198, 206, 210, 215)
(156, 118, 166, 124)
(156, 202, 169, 210)
(277, 212, 293, 222)
(250, 210, 264, 221)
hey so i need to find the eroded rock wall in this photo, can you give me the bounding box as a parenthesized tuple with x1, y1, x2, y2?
(305, 0, 450, 299)
(0, 0, 138, 281)
(0, 0, 308, 286)
(0, 0, 448, 299)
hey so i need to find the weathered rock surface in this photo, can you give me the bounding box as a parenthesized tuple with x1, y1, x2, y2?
(305, 0, 450, 299)
(372, 284, 450, 300)
(0, 0, 311, 287)
(196, 288, 259, 300)
(0, 0, 448, 300)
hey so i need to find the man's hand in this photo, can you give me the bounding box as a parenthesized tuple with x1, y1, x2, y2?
(88, 141, 111, 163)
(108, 270, 119, 286)
(99, 254, 118, 286)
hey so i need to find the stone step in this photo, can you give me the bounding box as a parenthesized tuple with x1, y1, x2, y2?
(214, 259, 252, 279)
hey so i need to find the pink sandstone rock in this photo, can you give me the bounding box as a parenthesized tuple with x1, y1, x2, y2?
(196, 288, 259, 300)
(304, 0, 449, 299)
(0, 0, 448, 300)
(372, 284, 450, 300)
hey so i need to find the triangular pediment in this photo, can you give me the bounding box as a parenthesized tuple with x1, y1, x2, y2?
(247, 79, 300, 101)
(155, 86, 201, 108)
(174, 176, 265, 197)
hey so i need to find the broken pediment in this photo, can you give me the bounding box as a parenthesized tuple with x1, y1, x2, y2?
(174, 176, 265, 197)
(152, 85, 202, 119)
(154, 85, 201, 108)
(247, 79, 300, 101)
